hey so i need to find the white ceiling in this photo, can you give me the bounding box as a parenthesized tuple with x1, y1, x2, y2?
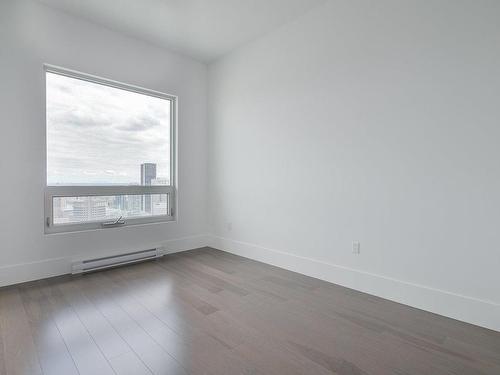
(38, 0, 326, 62)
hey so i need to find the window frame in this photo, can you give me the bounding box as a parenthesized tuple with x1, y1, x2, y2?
(44, 64, 177, 234)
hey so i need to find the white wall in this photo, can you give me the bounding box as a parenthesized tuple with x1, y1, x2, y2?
(1, 0, 499, 332)
(208, 0, 500, 330)
(0, 0, 208, 285)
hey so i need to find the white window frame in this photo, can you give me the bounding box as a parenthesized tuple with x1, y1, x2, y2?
(44, 65, 177, 234)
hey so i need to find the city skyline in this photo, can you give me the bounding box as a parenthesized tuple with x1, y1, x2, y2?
(53, 162, 169, 225)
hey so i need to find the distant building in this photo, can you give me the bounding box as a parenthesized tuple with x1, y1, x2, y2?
(152, 200, 168, 216)
(52, 197, 73, 224)
(140, 163, 157, 213)
(53, 197, 63, 219)
(151, 177, 169, 215)
(72, 198, 106, 222)
(141, 163, 157, 185)
(127, 194, 142, 214)
(151, 177, 168, 186)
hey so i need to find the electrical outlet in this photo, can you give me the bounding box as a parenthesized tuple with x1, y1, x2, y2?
(352, 241, 360, 254)
(226, 222, 233, 232)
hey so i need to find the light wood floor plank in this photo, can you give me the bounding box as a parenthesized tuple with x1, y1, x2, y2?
(56, 279, 152, 375)
(40, 281, 116, 375)
(18, 284, 79, 375)
(0, 288, 42, 375)
(75, 274, 187, 375)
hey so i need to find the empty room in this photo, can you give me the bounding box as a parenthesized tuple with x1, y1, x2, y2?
(1, 0, 499, 374)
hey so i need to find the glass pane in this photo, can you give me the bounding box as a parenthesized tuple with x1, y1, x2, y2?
(53, 194, 169, 225)
(46, 72, 171, 186)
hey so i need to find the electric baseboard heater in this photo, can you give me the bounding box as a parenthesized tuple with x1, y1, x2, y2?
(71, 248, 163, 274)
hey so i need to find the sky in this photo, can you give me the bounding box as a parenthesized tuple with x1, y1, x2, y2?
(46, 72, 170, 186)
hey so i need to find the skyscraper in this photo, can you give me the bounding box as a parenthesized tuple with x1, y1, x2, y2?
(141, 163, 157, 186)
(72, 198, 107, 222)
(140, 163, 157, 213)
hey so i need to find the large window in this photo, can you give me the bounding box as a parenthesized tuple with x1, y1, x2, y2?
(44, 65, 176, 233)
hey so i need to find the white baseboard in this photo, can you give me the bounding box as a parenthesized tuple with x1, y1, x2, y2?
(0, 234, 209, 288)
(160, 233, 210, 255)
(0, 256, 70, 288)
(208, 235, 500, 332)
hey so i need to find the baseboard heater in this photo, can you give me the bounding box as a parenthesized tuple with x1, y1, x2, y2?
(72, 248, 163, 274)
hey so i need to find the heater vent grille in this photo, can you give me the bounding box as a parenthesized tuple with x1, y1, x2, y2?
(72, 248, 162, 274)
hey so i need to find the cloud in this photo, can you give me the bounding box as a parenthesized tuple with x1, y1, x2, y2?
(46, 72, 171, 185)
(116, 113, 165, 132)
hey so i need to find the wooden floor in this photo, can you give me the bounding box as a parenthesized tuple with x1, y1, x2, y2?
(0, 248, 499, 375)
